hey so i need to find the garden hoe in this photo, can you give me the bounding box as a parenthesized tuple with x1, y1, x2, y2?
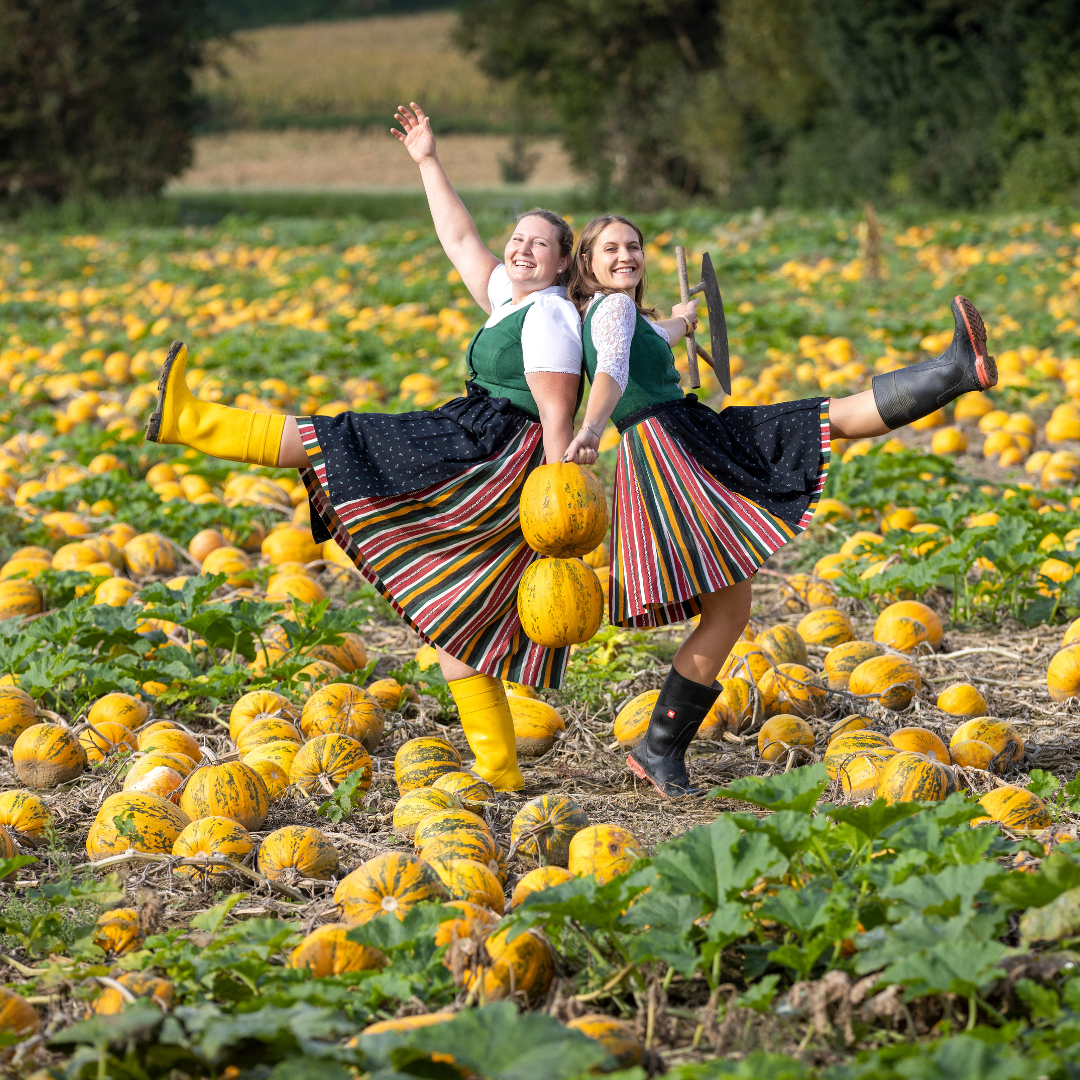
(675, 246, 730, 394)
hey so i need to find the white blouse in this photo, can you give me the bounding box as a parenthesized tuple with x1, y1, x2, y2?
(484, 265, 582, 375)
(585, 292, 670, 393)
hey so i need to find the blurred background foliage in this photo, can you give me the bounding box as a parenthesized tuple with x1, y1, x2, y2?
(0, 0, 1078, 211)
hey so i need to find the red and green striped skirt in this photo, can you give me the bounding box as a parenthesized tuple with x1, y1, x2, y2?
(295, 413, 571, 688)
(609, 397, 831, 628)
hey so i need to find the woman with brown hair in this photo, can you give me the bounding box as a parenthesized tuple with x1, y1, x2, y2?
(563, 214, 996, 797)
(144, 103, 587, 792)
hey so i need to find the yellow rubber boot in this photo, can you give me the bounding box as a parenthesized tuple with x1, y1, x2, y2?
(448, 674, 525, 791)
(145, 341, 285, 466)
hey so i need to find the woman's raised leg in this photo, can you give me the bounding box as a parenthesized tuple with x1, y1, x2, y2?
(671, 577, 754, 685)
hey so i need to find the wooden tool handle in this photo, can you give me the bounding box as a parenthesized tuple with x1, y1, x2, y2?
(675, 246, 701, 389)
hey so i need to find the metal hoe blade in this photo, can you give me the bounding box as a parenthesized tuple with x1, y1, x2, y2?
(700, 252, 730, 395)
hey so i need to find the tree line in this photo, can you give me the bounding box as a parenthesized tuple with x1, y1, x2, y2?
(457, 0, 1080, 209)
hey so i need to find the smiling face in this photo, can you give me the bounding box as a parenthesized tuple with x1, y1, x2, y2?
(503, 215, 570, 293)
(588, 222, 644, 294)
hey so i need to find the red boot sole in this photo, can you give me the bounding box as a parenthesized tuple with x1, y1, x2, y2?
(626, 752, 671, 799)
(954, 295, 996, 390)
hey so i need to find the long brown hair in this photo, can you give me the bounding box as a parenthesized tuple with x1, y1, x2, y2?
(566, 214, 657, 318)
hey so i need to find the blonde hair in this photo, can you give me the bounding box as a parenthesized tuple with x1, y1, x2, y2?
(566, 214, 656, 319)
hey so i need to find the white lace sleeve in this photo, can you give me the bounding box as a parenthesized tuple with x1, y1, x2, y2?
(648, 321, 671, 344)
(589, 293, 636, 392)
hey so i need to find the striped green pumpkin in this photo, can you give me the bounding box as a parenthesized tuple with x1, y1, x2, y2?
(86, 792, 190, 859)
(413, 808, 492, 851)
(510, 793, 589, 867)
(823, 731, 892, 779)
(335, 852, 447, 925)
(875, 752, 956, 805)
(394, 737, 461, 794)
(391, 787, 460, 839)
(258, 825, 339, 881)
(418, 830, 499, 867)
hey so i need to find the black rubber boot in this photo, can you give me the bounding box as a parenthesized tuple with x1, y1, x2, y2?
(871, 295, 997, 430)
(627, 668, 720, 798)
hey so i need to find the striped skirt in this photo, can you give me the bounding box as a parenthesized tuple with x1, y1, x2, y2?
(296, 415, 571, 688)
(610, 397, 830, 628)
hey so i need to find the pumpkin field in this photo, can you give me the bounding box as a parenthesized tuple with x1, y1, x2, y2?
(4, 204, 1080, 1079)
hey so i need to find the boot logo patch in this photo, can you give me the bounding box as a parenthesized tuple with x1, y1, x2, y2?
(666, 709, 676, 718)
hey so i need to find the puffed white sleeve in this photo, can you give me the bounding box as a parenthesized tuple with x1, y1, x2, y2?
(521, 295, 583, 376)
(487, 263, 512, 310)
(589, 293, 637, 393)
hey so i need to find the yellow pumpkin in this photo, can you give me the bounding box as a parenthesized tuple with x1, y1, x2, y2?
(430, 857, 504, 912)
(258, 825, 339, 881)
(823, 641, 884, 689)
(235, 717, 302, 757)
(124, 751, 195, 784)
(180, 761, 269, 831)
(289, 923, 386, 977)
(290, 733, 373, 797)
(0, 790, 50, 840)
(510, 793, 590, 867)
(582, 541, 609, 568)
(974, 785, 1052, 831)
(245, 756, 291, 800)
(613, 690, 658, 747)
(948, 718, 1024, 768)
(188, 528, 228, 563)
(137, 723, 201, 761)
(414, 808, 495, 853)
(93, 971, 174, 1016)
(508, 695, 565, 756)
(796, 608, 854, 648)
(335, 852, 448, 925)
(392, 788, 461, 839)
(172, 815, 254, 873)
(228, 689, 299, 741)
(876, 600, 943, 647)
(519, 462, 609, 558)
(79, 721, 138, 765)
(756, 624, 808, 666)
(394, 737, 461, 794)
(758, 714, 816, 761)
(950, 739, 998, 771)
(567, 824, 641, 884)
(698, 698, 739, 741)
(468, 927, 553, 1003)
(889, 726, 951, 764)
(757, 663, 826, 718)
(266, 573, 328, 607)
(0, 580, 43, 620)
(823, 730, 892, 778)
(432, 771, 496, 813)
(124, 764, 183, 803)
(122, 533, 177, 577)
(566, 1014, 643, 1069)
(875, 752, 956, 804)
(517, 557, 604, 648)
(87, 692, 149, 731)
(838, 748, 899, 795)
(0, 986, 39, 1036)
(828, 714, 874, 741)
(848, 654, 922, 711)
(365, 677, 418, 711)
(12, 723, 87, 787)
(1048, 644, 1080, 701)
(94, 907, 145, 956)
(719, 640, 773, 683)
(873, 614, 930, 653)
(936, 682, 987, 717)
(717, 677, 753, 723)
(301, 683, 384, 750)
(510, 865, 576, 908)
(262, 525, 321, 566)
(86, 791, 190, 858)
(0, 686, 37, 746)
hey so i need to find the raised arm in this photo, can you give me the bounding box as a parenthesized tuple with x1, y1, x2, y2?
(392, 102, 500, 312)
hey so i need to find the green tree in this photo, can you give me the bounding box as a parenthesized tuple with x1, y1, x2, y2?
(456, 0, 724, 206)
(0, 0, 212, 208)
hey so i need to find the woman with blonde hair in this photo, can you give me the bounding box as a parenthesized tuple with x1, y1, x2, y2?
(563, 213, 996, 796)
(145, 103, 587, 792)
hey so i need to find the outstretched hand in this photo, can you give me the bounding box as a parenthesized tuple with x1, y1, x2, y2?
(562, 428, 600, 466)
(391, 102, 436, 165)
(672, 297, 699, 330)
